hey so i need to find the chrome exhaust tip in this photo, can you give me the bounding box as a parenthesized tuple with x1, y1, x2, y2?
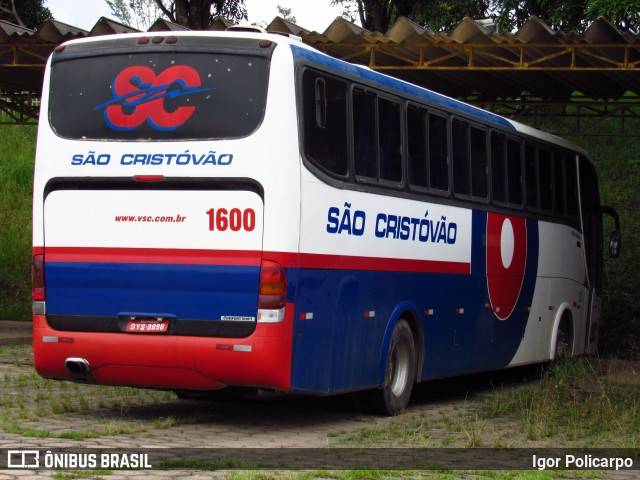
(64, 357, 91, 377)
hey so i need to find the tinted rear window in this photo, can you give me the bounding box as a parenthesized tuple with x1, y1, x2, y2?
(49, 45, 270, 140)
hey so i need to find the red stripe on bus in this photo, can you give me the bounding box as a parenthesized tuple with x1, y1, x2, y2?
(297, 252, 470, 274)
(41, 247, 470, 275)
(44, 247, 262, 266)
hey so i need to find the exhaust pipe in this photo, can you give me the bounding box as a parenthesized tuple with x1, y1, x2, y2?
(64, 357, 91, 378)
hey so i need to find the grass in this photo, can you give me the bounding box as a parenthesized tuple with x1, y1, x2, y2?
(326, 358, 640, 450)
(0, 119, 34, 320)
(0, 345, 176, 439)
(223, 470, 602, 480)
(477, 359, 640, 448)
(0, 344, 635, 479)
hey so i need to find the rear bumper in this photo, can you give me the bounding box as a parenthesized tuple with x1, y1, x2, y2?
(33, 304, 294, 391)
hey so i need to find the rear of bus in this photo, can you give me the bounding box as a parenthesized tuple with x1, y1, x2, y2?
(32, 32, 299, 392)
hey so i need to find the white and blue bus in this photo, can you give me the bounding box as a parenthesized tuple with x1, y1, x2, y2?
(32, 30, 620, 415)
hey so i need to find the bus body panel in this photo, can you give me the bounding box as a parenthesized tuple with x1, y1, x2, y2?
(33, 309, 294, 390)
(290, 169, 545, 392)
(43, 189, 263, 324)
(33, 35, 302, 392)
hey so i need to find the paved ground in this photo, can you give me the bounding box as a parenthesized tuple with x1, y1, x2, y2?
(0, 321, 637, 480)
(0, 321, 31, 346)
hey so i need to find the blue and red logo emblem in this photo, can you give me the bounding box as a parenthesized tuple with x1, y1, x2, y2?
(486, 212, 528, 320)
(94, 65, 215, 131)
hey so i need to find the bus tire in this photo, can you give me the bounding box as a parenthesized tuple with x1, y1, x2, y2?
(357, 319, 416, 416)
(553, 315, 572, 363)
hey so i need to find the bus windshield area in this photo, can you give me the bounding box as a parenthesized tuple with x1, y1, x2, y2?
(49, 46, 270, 141)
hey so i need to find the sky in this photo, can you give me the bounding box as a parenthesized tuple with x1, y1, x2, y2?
(44, 0, 347, 33)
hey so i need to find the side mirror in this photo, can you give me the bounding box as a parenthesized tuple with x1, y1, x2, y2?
(601, 206, 621, 259)
(609, 230, 621, 259)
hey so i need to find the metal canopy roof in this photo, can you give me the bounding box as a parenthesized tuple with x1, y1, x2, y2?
(1, 14, 639, 134)
(293, 15, 640, 101)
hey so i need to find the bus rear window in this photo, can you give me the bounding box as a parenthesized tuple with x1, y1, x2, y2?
(49, 50, 269, 140)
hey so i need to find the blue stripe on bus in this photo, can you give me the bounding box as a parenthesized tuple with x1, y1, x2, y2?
(289, 212, 539, 394)
(290, 44, 515, 130)
(45, 262, 261, 320)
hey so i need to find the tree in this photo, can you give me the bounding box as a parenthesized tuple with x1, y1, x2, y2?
(106, 0, 163, 30)
(277, 5, 296, 23)
(153, 0, 247, 29)
(105, 0, 247, 30)
(1, 0, 51, 29)
(330, 0, 412, 32)
(330, 0, 488, 33)
(586, 0, 640, 32)
(330, 0, 639, 34)
(491, 0, 588, 32)
(491, 0, 640, 33)
(412, 0, 490, 32)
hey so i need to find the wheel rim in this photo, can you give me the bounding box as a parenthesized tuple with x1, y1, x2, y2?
(556, 326, 568, 360)
(390, 340, 410, 397)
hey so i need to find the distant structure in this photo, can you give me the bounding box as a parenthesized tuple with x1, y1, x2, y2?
(1, 14, 639, 136)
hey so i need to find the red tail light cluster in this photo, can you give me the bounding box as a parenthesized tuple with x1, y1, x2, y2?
(32, 254, 45, 301)
(258, 260, 286, 310)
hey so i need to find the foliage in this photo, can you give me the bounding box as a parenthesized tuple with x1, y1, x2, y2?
(412, 0, 490, 32)
(332, 0, 639, 34)
(491, 0, 588, 33)
(105, 0, 247, 29)
(105, 0, 163, 30)
(277, 5, 296, 24)
(330, 0, 411, 32)
(479, 359, 640, 446)
(12, 0, 51, 29)
(154, 0, 247, 29)
(491, 0, 639, 33)
(0, 121, 34, 321)
(586, 0, 640, 32)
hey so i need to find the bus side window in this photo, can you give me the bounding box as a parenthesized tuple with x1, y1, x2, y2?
(353, 89, 377, 180)
(302, 70, 348, 178)
(554, 153, 566, 215)
(539, 149, 553, 212)
(408, 107, 449, 194)
(452, 119, 470, 196)
(378, 97, 402, 183)
(407, 105, 428, 189)
(506, 138, 523, 206)
(525, 143, 538, 209)
(566, 156, 579, 218)
(471, 126, 488, 199)
(491, 132, 507, 203)
(429, 113, 449, 192)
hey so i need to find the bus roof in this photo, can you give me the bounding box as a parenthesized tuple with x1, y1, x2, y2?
(52, 29, 591, 160)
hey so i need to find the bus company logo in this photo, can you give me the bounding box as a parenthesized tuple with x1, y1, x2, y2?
(93, 65, 216, 132)
(486, 213, 527, 321)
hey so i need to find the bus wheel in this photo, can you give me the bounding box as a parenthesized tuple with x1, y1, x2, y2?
(554, 316, 572, 363)
(357, 319, 416, 416)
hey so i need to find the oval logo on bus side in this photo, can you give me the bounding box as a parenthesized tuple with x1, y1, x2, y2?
(93, 65, 216, 131)
(486, 213, 527, 320)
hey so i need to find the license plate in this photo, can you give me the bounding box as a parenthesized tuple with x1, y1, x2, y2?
(126, 320, 169, 333)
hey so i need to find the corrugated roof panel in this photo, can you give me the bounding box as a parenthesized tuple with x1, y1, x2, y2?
(0, 13, 639, 115)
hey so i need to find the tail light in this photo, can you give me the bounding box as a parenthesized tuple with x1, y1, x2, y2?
(32, 254, 45, 301)
(257, 260, 286, 323)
